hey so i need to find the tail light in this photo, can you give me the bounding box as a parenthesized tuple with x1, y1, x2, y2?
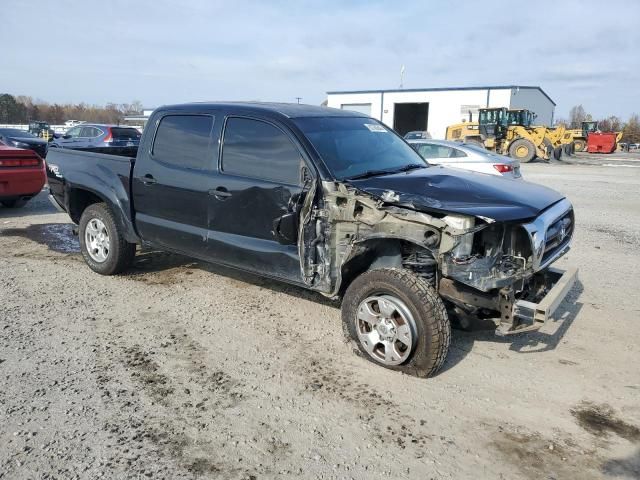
(493, 164, 513, 173)
(0, 158, 41, 167)
(103, 128, 113, 144)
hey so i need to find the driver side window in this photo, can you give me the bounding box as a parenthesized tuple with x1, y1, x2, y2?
(66, 126, 81, 138)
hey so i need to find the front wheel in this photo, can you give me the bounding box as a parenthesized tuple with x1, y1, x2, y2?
(342, 268, 451, 378)
(509, 138, 536, 163)
(79, 203, 135, 275)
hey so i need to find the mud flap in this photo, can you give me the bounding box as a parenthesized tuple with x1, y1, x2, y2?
(496, 267, 579, 336)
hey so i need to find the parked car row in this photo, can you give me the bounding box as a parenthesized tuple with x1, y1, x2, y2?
(0, 124, 141, 209)
(1, 114, 525, 211)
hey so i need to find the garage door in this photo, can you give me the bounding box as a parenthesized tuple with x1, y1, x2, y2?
(340, 103, 372, 116)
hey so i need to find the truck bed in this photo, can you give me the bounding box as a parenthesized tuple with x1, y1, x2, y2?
(46, 147, 139, 242)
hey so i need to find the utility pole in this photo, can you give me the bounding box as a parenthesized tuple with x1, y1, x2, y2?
(295, 97, 302, 104)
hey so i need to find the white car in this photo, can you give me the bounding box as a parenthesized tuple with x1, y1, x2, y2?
(64, 120, 85, 127)
(408, 139, 522, 179)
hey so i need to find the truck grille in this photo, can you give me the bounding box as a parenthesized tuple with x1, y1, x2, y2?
(521, 199, 574, 271)
(542, 210, 574, 265)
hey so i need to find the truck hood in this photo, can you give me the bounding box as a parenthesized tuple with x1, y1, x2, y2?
(347, 166, 565, 222)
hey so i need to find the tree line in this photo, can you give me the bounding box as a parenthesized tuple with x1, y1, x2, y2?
(0, 93, 143, 125)
(557, 105, 640, 143)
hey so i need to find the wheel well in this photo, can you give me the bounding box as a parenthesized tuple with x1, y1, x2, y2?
(338, 239, 436, 297)
(68, 189, 104, 224)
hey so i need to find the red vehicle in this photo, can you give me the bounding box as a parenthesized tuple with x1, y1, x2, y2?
(0, 145, 46, 208)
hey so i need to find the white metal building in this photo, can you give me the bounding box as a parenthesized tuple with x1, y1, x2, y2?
(326, 85, 556, 139)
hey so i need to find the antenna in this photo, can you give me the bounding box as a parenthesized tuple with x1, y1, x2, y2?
(399, 65, 405, 89)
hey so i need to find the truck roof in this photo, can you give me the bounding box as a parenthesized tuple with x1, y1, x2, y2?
(156, 102, 365, 119)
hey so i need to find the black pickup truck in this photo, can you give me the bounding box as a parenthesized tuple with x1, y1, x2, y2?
(47, 102, 578, 377)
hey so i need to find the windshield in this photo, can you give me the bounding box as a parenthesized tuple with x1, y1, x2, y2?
(294, 117, 427, 180)
(0, 129, 37, 138)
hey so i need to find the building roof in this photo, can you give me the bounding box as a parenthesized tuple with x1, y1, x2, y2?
(326, 85, 556, 106)
(157, 102, 361, 118)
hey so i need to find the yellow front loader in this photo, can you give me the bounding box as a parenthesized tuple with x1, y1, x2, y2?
(445, 108, 551, 162)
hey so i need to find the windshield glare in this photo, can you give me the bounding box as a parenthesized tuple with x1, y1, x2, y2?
(294, 117, 427, 180)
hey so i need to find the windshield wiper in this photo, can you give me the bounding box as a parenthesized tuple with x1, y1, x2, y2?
(395, 163, 428, 172)
(344, 169, 397, 180)
(344, 163, 428, 181)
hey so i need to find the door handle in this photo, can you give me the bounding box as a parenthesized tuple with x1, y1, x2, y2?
(209, 187, 232, 199)
(142, 174, 157, 185)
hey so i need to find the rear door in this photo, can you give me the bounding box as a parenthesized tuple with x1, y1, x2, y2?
(206, 115, 310, 282)
(132, 113, 216, 256)
(81, 126, 104, 148)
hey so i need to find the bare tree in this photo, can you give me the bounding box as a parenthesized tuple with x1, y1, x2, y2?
(569, 105, 588, 129)
(623, 114, 640, 143)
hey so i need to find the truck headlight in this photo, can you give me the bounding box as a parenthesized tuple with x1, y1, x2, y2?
(443, 214, 475, 257)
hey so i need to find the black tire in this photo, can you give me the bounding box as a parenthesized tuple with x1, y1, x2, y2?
(508, 138, 536, 163)
(342, 268, 451, 378)
(573, 139, 586, 152)
(542, 138, 553, 160)
(553, 146, 563, 160)
(79, 202, 135, 275)
(1, 198, 28, 208)
(563, 143, 573, 156)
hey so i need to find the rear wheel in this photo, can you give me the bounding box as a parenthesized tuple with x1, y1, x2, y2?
(79, 203, 135, 275)
(508, 138, 536, 163)
(542, 138, 553, 160)
(342, 268, 451, 378)
(1, 198, 28, 208)
(553, 146, 563, 160)
(563, 143, 573, 156)
(573, 139, 586, 152)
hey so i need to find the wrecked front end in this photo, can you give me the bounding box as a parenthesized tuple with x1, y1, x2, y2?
(299, 181, 577, 334)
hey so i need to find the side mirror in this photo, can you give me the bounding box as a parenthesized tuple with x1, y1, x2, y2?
(272, 212, 298, 245)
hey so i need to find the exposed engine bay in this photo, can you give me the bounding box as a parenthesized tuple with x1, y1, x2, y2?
(299, 180, 575, 333)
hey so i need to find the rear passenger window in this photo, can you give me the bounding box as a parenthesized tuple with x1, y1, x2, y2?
(222, 117, 303, 185)
(153, 115, 214, 170)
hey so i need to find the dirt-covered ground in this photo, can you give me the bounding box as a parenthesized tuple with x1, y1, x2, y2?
(1, 155, 639, 479)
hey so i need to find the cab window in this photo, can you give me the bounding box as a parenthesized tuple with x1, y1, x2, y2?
(221, 117, 303, 185)
(152, 115, 214, 170)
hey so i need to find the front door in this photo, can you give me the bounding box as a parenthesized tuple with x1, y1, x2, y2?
(132, 113, 216, 256)
(207, 116, 310, 283)
(57, 126, 82, 147)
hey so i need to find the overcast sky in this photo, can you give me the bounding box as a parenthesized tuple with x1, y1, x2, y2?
(2, 0, 638, 120)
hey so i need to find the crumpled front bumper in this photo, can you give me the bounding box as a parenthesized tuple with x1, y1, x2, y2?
(497, 266, 579, 335)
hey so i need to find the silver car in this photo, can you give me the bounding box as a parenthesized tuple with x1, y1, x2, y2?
(408, 139, 522, 179)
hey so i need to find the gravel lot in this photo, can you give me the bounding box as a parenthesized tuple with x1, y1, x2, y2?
(1, 154, 639, 479)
